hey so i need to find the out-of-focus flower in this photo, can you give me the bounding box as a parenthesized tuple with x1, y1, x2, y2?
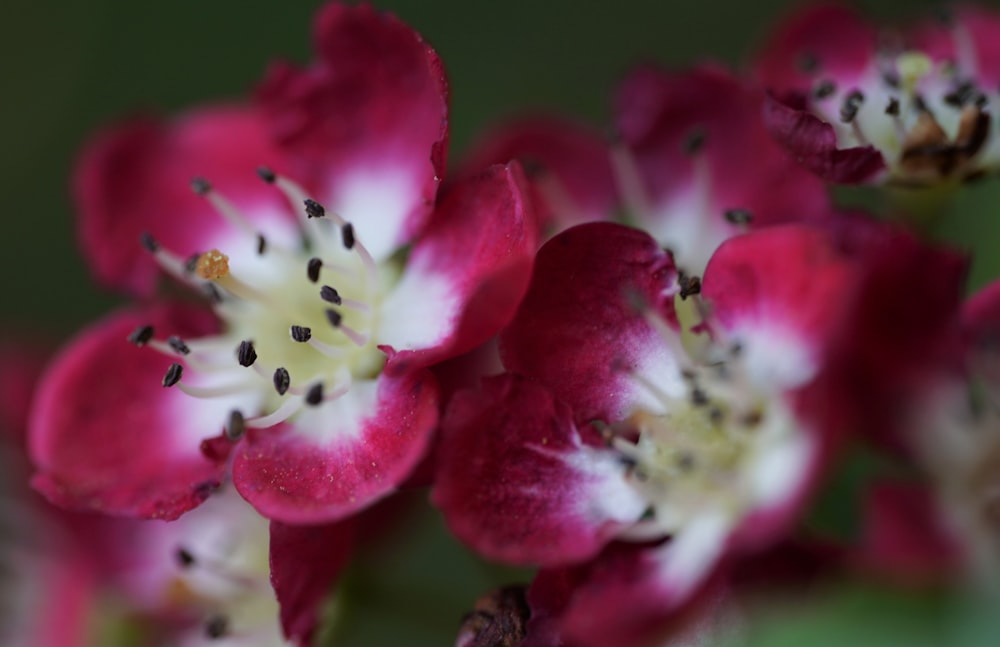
(757, 4, 1000, 187)
(433, 221, 871, 645)
(28, 2, 536, 525)
(1, 341, 350, 647)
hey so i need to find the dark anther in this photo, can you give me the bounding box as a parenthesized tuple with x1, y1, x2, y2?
(676, 452, 696, 471)
(139, 231, 160, 253)
(320, 285, 342, 305)
(885, 97, 901, 116)
(913, 94, 930, 113)
(167, 335, 190, 355)
(813, 79, 836, 99)
(839, 90, 865, 123)
(162, 363, 183, 387)
(678, 273, 702, 300)
(256, 233, 267, 255)
(175, 547, 196, 568)
(691, 388, 709, 406)
(204, 283, 224, 304)
(273, 367, 291, 396)
(127, 325, 154, 346)
(796, 52, 819, 74)
(190, 177, 212, 196)
(341, 223, 356, 250)
(742, 410, 764, 427)
(325, 308, 343, 328)
(457, 585, 530, 647)
(882, 70, 901, 89)
(306, 257, 323, 283)
(944, 80, 978, 108)
(184, 253, 201, 274)
(724, 208, 753, 225)
(305, 382, 324, 406)
(304, 198, 326, 219)
(225, 409, 246, 441)
(256, 166, 276, 183)
(236, 340, 257, 367)
(205, 615, 229, 639)
(290, 325, 312, 343)
(682, 128, 706, 155)
(709, 407, 724, 425)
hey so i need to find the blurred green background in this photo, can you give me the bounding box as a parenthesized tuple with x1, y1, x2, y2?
(5, 1, 1000, 645)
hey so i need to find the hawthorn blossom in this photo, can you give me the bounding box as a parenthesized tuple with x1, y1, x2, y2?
(28, 2, 536, 525)
(758, 4, 1000, 186)
(433, 221, 876, 645)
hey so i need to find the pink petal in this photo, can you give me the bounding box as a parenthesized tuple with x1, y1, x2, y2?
(459, 115, 617, 234)
(256, 3, 448, 261)
(28, 304, 229, 520)
(232, 369, 438, 524)
(702, 224, 862, 389)
(754, 3, 876, 91)
(499, 222, 678, 424)
(73, 106, 297, 296)
(615, 64, 832, 268)
(908, 6, 1000, 89)
(432, 374, 646, 566)
(763, 92, 886, 184)
(380, 163, 537, 374)
(270, 519, 357, 645)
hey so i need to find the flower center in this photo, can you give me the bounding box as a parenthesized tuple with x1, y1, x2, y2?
(131, 169, 398, 436)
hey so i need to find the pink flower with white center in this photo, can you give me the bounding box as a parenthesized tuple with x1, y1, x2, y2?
(612, 63, 833, 273)
(28, 2, 536, 524)
(433, 221, 864, 639)
(758, 4, 1000, 186)
(1, 342, 349, 647)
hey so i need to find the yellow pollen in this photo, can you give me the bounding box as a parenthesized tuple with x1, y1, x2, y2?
(196, 249, 230, 280)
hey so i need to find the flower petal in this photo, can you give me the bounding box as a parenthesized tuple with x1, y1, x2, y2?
(379, 163, 537, 374)
(763, 92, 886, 184)
(432, 374, 646, 566)
(500, 222, 679, 423)
(232, 369, 438, 523)
(73, 106, 298, 296)
(269, 518, 356, 645)
(28, 304, 230, 520)
(256, 2, 448, 261)
(908, 6, 1000, 89)
(459, 115, 617, 235)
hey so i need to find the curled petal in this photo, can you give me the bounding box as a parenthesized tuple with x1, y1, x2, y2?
(233, 370, 438, 524)
(432, 374, 646, 566)
(28, 304, 229, 520)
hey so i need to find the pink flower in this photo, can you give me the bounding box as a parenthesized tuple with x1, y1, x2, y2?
(757, 4, 1000, 186)
(28, 2, 537, 524)
(433, 221, 874, 643)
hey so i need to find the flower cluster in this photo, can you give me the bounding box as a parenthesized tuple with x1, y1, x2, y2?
(13, 2, 1000, 646)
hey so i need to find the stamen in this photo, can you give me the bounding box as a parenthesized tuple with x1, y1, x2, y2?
(290, 325, 312, 343)
(307, 257, 323, 283)
(335, 322, 369, 347)
(205, 615, 229, 639)
(273, 367, 291, 396)
(307, 337, 346, 359)
(342, 223, 356, 250)
(225, 410, 246, 441)
(192, 177, 258, 238)
(305, 382, 324, 406)
(885, 97, 901, 116)
(723, 209, 753, 225)
(678, 274, 702, 300)
(141, 237, 202, 282)
(236, 340, 257, 367)
(303, 198, 326, 219)
(682, 128, 707, 155)
(139, 232, 160, 253)
(178, 381, 256, 399)
(127, 325, 154, 346)
(320, 285, 342, 305)
(163, 363, 183, 387)
(840, 90, 865, 123)
(167, 336, 191, 355)
(176, 547, 196, 568)
(256, 233, 267, 255)
(325, 308, 343, 328)
(256, 166, 276, 184)
(610, 145, 653, 218)
(813, 79, 836, 100)
(246, 396, 304, 429)
(191, 177, 212, 196)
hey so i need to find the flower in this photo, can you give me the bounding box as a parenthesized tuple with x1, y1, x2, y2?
(757, 4, 1000, 187)
(28, 2, 536, 524)
(433, 220, 871, 644)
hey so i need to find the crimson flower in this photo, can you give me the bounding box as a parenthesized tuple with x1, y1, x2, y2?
(28, 2, 536, 524)
(757, 4, 1000, 186)
(433, 220, 878, 645)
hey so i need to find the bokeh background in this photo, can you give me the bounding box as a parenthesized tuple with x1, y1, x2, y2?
(5, 1, 1000, 645)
